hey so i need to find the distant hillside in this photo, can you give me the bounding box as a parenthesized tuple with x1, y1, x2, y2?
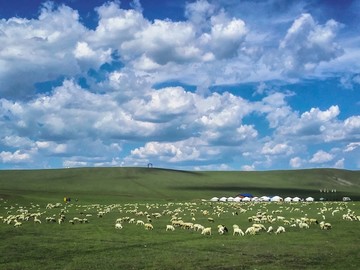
(0, 167, 359, 203)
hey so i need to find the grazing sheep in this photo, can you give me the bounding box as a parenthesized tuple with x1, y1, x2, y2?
(320, 221, 332, 230)
(233, 227, 244, 236)
(245, 226, 257, 235)
(299, 222, 309, 229)
(129, 218, 136, 224)
(201, 227, 212, 235)
(144, 223, 154, 230)
(252, 224, 266, 231)
(217, 225, 228, 235)
(275, 226, 286, 234)
(166, 225, 175, 231)
(46, 217, 56, 223)
(136, 220, 144, 226)
(194, 224, 204, 231)
(267, 226, 273, 233)
(115, 223, 123, 229)
(14, 221, 22, 227)
(34, 217, 41, 224)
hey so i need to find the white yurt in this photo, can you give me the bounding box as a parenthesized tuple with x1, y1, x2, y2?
(292, 197, 301, 202)
(219, 197, 227, 202)
(305, 197, 314, 202)
(251, 197, 260, 202)
(284, 197, 292, 202)
(233, 197, 242, 202)
(227, 197, 235, 202)
(242, 197, 251, 202)
(260, 196, 270, 202)
(271, 196, 283, 202)
(210, 197, 219, 202)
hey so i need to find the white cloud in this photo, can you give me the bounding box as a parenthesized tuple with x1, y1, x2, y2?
(185, 0, 215, 32)
(262, 142, 293, 155)
(0, 150, 31, 163)
(241, 164, 255, 171)
(289, 157, 303, 168)
(204, 16, 248, 59)
(279, 13, 343, 74)
(334, 158, 344, 168)
(277, 105, 341, 138)
(130, 139, 202, 163)
(344, 142, 360, 152)
(309, 150, 334, 164)
(0, 3, 86, 99)
(0, 1, 359, 170)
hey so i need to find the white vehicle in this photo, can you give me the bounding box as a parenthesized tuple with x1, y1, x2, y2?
(342, 196, 351, 201)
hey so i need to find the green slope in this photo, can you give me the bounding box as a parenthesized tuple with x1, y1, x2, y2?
(0, 167, 359, 203)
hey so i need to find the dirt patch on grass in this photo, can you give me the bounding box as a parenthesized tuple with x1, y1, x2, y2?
(332, 177, 354, 186)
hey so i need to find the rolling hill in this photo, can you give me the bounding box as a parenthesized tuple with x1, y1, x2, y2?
(0, 167, 359, 203)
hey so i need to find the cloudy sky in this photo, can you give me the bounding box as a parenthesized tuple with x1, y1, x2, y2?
(0, 0, 359, 171)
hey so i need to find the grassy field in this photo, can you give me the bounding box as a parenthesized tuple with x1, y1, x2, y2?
(0, 167, 359, 269)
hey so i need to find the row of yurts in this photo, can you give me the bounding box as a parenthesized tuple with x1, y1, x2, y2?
(210, 194, 315, 202)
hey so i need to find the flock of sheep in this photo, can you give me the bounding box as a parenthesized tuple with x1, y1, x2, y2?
(1, 197, 359, 239)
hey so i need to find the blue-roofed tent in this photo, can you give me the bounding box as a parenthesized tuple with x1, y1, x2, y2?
(237, 193, 254, 198)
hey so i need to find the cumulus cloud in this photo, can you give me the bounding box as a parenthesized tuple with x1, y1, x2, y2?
(261, 142, 293, 155)
(334, 158, 344, 168)
(289, 157, 303, 168)
(241, 164, 255, 171)
(277, 105, 341, 138)
(279, 13, 343, 74)
(0, 1, 359, 170)
(0, 3, 87, 99)
(309, 150, 334, 164)
(344, 142, 360, 152)
(0, 150, 31, 163)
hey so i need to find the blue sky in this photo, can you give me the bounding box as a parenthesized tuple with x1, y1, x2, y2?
(0, 0, 359, 171)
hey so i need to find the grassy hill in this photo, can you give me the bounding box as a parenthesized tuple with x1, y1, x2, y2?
(1, 167, 360, 270)
(0, 167, 359, 203)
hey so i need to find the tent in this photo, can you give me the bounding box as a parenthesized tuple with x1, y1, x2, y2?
(233, 197, 242, 202)
(227, 197, 235, 202)
(305, 197, 314, 202)
(271, 196, 283, 202)
(210, 197, 219, 202)
(260, 196, 270, 202)
(219, 197, 227, 202)
(292, 197, 301, 202)
(284, 197, 292, 202)
(242, 197, 251, 202)
(237, 193, 254, 198)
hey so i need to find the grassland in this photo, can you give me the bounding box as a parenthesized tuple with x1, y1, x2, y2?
(0, 167, 359, 270)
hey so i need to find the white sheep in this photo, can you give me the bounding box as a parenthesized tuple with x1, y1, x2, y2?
(34, 217, 41, 224)
(14, 221, 22, 227)
(245, 226, 257, 235)
(267, 226, 273, 233)
(299, 222, 309, 229)
(201, 227, 212, 235)
(320, 221, 332, 230)
(144, 223, 154, 230)
(129, 218, 136, 224)
(136, 220, 144, 226)
(217, 225, 228, 235)
(275, 226, 286, 234)
(166, 225, 175, 231)
(233, 227, 244, 236)
(194, 224, 204, 231)
(115, 223, 123, 229)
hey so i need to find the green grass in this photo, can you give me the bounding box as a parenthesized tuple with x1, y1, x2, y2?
(0, 167, 360, 269)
